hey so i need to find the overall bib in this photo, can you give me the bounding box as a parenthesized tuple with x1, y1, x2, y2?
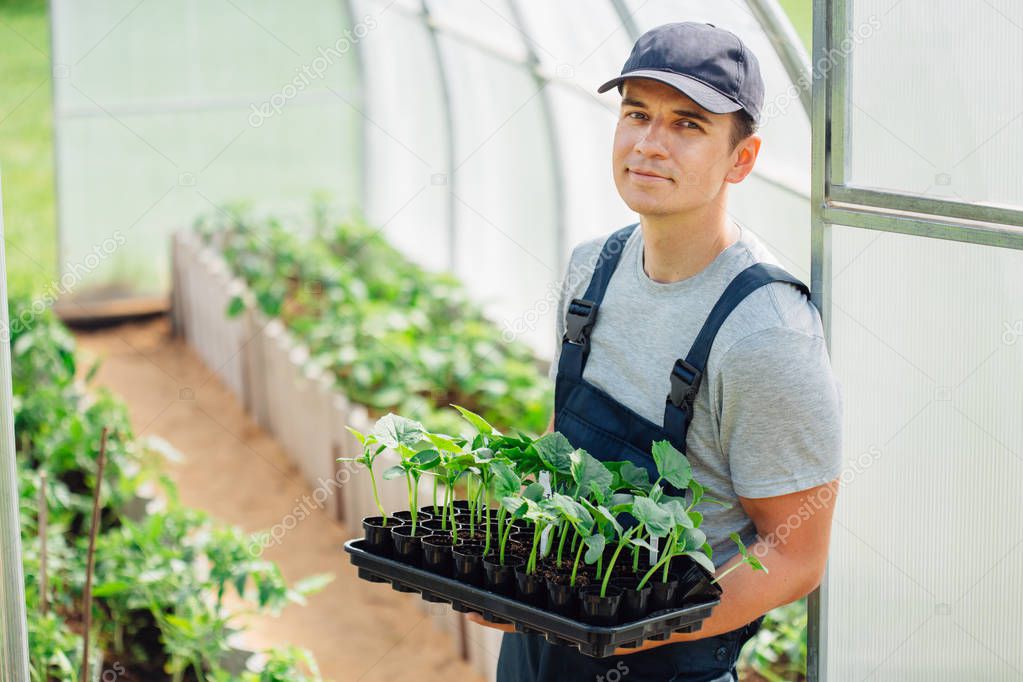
(497, 224, 811, 682)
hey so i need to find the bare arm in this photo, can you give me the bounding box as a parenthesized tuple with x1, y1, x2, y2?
(615, 478, 839, 653)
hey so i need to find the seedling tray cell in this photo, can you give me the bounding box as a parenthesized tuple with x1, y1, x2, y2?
(345, 539, 721, 658)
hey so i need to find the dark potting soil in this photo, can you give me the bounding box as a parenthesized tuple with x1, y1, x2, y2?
(540, 565, 591, 589)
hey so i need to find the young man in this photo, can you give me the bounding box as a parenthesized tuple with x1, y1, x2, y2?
(469, 22, 843, 681)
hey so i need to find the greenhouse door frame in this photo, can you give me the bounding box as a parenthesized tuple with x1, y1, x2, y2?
(808, 0, 1023, 680)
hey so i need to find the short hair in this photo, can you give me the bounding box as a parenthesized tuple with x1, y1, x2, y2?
(730, 110, 757, 150)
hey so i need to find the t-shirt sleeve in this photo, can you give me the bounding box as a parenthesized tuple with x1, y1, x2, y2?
(714, 326, 844, 498)
(548, 277, 567, 383)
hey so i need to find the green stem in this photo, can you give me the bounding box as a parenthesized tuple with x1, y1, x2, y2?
(368, 460, 386, 526)
(555, 520, 569, 568)
(406, 474, 417, 536)
(432, 476, 438, 514)
(499, 516, 514, 564)
(483, 496, 492, 555)
(527, 524, 541, 574)
(600, 527, 636, 597)
(638, 533, 676, 590)
(570, 534, 585, 587)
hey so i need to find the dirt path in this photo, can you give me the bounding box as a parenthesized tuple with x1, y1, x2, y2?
(74, 315, 486, 682)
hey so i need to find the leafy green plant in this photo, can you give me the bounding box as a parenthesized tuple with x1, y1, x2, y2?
(9, 297, 330, 681)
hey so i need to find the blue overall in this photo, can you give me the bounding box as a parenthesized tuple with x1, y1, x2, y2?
(497, 224, 811, 681)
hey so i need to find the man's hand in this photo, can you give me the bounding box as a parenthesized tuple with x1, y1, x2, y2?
(465, 611, 516, 633)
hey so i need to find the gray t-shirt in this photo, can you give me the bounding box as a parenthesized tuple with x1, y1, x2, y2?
(549, 221, 844, 567)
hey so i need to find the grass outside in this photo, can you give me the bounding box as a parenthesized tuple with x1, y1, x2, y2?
(0, 0, 55, 297)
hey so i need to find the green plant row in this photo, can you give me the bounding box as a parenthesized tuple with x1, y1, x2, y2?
(193, 207, 552, 436)
(10, 297, 327, 681)
(343, 408, 767, 596)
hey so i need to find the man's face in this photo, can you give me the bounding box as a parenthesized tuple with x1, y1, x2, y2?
(612, 78, 748, 217)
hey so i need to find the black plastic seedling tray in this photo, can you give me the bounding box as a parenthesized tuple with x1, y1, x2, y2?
(345, 539, 721, 658)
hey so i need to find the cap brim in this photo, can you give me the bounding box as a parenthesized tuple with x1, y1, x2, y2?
(596, 69, 743, 114)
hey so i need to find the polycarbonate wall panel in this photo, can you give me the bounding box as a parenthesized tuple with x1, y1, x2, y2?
(438, 36, 558, 356)
(355, 1, 451, 272)
(825, 226, 1023, 681)
(845, 1, 1023, 208)
(51, 0, 361, 306)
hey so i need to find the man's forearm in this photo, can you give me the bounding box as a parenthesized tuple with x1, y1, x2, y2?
(619, 539, 822, 652)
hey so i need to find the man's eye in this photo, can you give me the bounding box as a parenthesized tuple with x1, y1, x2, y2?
(626, 111, 646, 120)
(678, 120, 701, 130)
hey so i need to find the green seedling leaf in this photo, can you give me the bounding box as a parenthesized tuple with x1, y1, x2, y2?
(681, 527, 707, 551)
(629, 537, 658, 553)
(452, 404, 501, 436)
(345, 425, 368, 447)
(583, 533, 606, 564)
(532, 432, 574, 475)
(662, 499, 693, 529)
(373, 413, 427, 449)
(684, 549, 716, 575)
(569, 448, 613, 496)
(609, 493, 635, 514)
(651, 440, 692, 490)
(410, 449, 441, 470)
(631, 496, 674, 538)
(382, 464, 406, 480)
(522, 481, 546, 502)
(426, 432, 463, 452)
(490, 460, 520, 498)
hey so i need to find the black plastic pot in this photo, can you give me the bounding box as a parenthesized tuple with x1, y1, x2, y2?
(392, 510, 432, 524)
(451, 500, 471, 512)
(649, 572, 681, 612)
(510, 518, 530, 532)
(483, 555, 524, 596)
(390, 525, 424, 566)
(421, 534, 455, 576)
(420, 518, 449, 533)
(361, 516, 395, 556)
(611, 576, 652, 622)
(546, 578, 577, 617)
(514, 566, 546, 607)
(452, 542, 485, 586)
(419, 505, 443, 519)
(579, 585, 623, 626)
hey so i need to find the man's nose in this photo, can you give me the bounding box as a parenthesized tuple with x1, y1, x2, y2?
(634, 121, 669, 158)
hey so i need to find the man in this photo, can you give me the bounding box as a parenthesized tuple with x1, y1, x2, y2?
(468, 22, 843, 681)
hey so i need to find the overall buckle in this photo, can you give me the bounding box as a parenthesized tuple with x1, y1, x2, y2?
(564, 298, 599, 346)
(668, 358, 703, 409)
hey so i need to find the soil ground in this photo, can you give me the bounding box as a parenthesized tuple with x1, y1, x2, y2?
(74, 314, 485, 682)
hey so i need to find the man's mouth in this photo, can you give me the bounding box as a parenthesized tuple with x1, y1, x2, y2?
(628, 168, 672, 181)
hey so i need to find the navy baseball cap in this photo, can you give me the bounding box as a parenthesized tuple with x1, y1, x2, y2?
(598, 22, 765, 125)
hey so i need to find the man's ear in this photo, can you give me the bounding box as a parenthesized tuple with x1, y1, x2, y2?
(725, 134, 761, 185)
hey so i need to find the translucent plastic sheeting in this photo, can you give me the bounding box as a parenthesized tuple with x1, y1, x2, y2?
(514, 0, 634, 92)
(546, 83, 637, 258)
(438, 35, 559, 355)
(353, 0, 452, 273)
(426, 0, 529, 61)
(845, 0, 1023, 209)
(50, 0, 361, 308)
(826, 225, 1023, 681)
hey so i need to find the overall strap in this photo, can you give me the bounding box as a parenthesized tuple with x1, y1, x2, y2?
(560, 223, 638, 378)
(663, 263, 811, 447)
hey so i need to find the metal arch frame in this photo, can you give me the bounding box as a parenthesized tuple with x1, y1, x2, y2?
(418, 0, 459, 272)
(819, 0, 1023, 246)
(341, 0, 369, 221)
(809, 0, 1023, 680)
(0, 173, 30, 682)
(505, 0, 567, 275)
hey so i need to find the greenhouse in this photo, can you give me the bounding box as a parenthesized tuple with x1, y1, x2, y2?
(0, 0, 1020, 680)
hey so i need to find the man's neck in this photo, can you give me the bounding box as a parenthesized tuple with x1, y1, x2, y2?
(639, 209, 739, 284)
